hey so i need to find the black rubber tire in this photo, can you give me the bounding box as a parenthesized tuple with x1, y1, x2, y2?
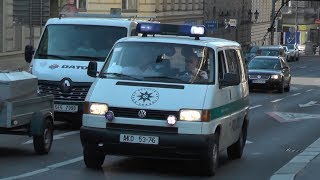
(278, 80, 285, 93)
(227, 128, 246, 160)
(201, 133, 219, 176)
(33, 118, 54, 155)
(83, 146, 105, 169)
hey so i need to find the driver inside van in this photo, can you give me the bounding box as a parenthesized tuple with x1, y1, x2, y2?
(179, 54, 208, 82)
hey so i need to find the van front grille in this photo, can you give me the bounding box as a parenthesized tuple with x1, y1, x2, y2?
(38, 83, 90, 101)
(109, 107, 179, 120)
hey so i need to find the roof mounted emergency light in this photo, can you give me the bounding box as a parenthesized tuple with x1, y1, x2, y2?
(59, 13, 157, 21)
(136, 23, 206, 39)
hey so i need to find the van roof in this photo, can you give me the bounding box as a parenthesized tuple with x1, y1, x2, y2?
(46, 17, 137, 27)
(259, 45, 283, 50)
(117, 36, 240, 48)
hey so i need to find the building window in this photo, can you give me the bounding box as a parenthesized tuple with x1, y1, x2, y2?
(59, 0, 87, 12)
(122, 0, 138, 11)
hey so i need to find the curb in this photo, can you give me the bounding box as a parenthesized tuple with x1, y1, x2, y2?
(0, 51, 23, 57)
(270, 138, 320, 180)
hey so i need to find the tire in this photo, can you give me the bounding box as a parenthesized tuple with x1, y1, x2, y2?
(284, 79, 291, 92)
(278, 80, 284, 93)
(227, 127, 246, 160)
(201, 133, 219, 176)
(33, 118, 54, 155)
(83, 146, 105, 169)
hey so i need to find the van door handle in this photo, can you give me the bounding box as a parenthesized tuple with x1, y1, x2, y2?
(229, 89, 232, 100)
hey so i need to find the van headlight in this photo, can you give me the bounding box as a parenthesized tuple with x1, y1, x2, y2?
(84, 102, 108, 115)
(180, 110, 202, 121)
(271, 75, 280, 79)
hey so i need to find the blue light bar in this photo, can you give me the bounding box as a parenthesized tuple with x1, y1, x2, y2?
(136, 23, 206, 37)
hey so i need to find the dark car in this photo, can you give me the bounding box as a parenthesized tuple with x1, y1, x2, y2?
(244, 45, 259, 64)
(248, 56, 291, 93)
(256, 45, 287, 61)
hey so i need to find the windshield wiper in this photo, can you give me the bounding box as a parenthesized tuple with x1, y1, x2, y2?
(103, 73, 142, 81)
(37, 53, 66, 60)
(68, 55, 104, 61)
(143, 76, 188, 83)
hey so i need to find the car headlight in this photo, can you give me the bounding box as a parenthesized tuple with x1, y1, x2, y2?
(271, 75, 280, 79)
(86, 102, 108, 115)
(180, 110, 202, 121)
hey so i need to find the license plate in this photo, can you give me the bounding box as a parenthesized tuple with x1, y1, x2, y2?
(252, 79, 266, 84)
(54, 104, 78, 112)
(120, 134, 159, 145)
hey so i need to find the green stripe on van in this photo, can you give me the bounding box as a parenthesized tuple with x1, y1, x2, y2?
(210, 97, 249, 121)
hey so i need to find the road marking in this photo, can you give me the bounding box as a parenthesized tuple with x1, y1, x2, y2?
(306, 89, 314, 92)
(0, 156, 83, 180)
(22, 131, 79, 145)
(246, 140, 253, 144)
(291, 93, 301, 96)
(271, 99, 283, 103)
(267, 112, 320, 123)
(249, 105, 262, 110)
(299, 101, 320, 108)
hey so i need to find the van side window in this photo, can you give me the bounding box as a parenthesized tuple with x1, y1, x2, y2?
(236, 49, 247, 82)
(225, 49, 240, 75)
(218, 50, 226, 80)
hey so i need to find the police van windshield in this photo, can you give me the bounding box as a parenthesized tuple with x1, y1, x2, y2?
(101, 42, 214, 84)
(35, 24, 127, 61)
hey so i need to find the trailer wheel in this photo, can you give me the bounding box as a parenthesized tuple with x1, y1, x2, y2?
(33, 118, 53, 155)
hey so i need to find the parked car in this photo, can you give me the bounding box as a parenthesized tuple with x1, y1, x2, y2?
(285, 44, 299, 61)
(298, 44, 305, 53)
(248, 56, 291, 93)
(244, 45, 259, 64)
(256, 45, 287, 61)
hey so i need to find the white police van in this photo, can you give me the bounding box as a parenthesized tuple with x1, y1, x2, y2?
(24, 14, 145, 127)
(81, 23, 249, 175)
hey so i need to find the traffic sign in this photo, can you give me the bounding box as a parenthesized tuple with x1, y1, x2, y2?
(204, 20, 218, 32)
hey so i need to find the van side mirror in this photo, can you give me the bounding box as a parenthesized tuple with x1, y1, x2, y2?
(24, 45, 34, 63)
(220, 73, 240, 87)
(87, 61, 98, 77)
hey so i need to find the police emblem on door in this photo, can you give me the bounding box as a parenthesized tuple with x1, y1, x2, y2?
(131, 88, 159, 107)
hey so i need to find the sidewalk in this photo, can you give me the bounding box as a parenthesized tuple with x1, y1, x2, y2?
(270, 137, 320, 180)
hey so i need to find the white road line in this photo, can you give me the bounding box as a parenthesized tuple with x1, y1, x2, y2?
(0, 157, 83, 180)
(246, 140, 253, 144)
(271, 99, 283, 103)
(22, 131, 79, 145)
(249, 105, 262, 110)
(306, 89, 314, 92)
(291, 93, 301, 96)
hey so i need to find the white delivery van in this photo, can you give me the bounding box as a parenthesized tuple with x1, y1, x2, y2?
(25, 14, 144, 128)
(81, 23, 250, 175)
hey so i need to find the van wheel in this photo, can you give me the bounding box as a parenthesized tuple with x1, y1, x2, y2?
(227, 127, 246, 160)
(83, 146, 105, 169)
(201, 133, 219, 176)
(33, 118, 53, 155)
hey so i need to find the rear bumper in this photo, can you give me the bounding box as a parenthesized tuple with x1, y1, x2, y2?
(80, 126, 213, 160)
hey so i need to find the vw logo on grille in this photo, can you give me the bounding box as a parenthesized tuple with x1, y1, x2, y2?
(257, 75, 261, 79)
(61, 78, 72, 93)
(138, 110, 147, 118)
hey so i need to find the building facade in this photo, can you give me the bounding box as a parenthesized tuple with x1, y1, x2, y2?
(204, 0, 281, 50)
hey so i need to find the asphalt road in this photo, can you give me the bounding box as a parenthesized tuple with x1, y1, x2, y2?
(1, 55, 320, 180)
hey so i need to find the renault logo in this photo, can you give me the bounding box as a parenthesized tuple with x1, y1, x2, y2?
(257, 75, 261, 79)
(61, 78, 72, 93)
(138, 110, 147, 118)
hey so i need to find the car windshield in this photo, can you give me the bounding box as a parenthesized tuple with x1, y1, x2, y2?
(34, 24, 127, 61)
(248, 58, 281, 70)
(100, 42, 214, 84)
(249, 46, 259, 53)
(257, 49, 279, 56)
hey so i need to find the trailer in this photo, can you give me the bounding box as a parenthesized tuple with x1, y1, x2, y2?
(0, 71, 54, 155)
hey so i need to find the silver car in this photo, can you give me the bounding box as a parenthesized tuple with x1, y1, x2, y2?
(285, 44, 299, 61)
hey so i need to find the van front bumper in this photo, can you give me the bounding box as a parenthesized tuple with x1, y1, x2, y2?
(80, 126, 214, 160)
